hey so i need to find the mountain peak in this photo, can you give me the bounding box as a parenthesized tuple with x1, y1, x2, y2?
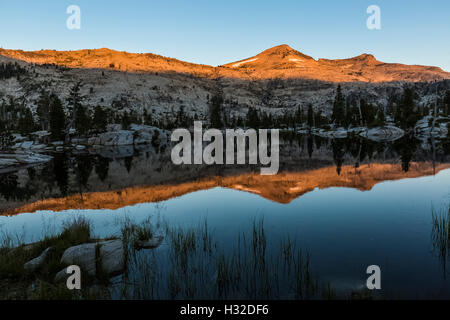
(262, 44, 295, 53)
(353, 53, 377, 62)
(0, 46, 449, 83)
(257, 44, 314, 60)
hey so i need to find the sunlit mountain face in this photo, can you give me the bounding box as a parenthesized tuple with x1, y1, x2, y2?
(1, 44, 449, 82)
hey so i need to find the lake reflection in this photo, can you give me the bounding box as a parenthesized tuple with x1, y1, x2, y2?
(1, 135, 449, 299)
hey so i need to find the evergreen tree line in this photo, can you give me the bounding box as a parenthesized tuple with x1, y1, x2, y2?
(2, 82, 450, 151)
(208, 86, 449, 131)
(0, 62, 28, 80)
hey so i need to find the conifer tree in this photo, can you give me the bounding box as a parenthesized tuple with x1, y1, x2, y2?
(92, 105, 108, 133)
(396, 87, 420, 129)
(307, 104, 314, 128)
(0, 119, 13, 150)
(209, 93, 224, 128)
(332, 85, 346, 126)
(74, 104, 91, 136)
(66, 82, 84, 142)
(18, 107, 35, 135)
(49, 94, 66, 141)
(36, 90, 51, 131)
(246, 107, 260, 128)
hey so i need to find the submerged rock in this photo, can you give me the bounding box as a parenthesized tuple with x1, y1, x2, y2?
(359, 125, 404, 142)
(0, 152, 53, 169)
(313, 128, 348, 139)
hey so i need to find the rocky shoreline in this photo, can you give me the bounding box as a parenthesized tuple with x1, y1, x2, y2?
(1, 117, 449, 172)
(1, 217, 164, 300)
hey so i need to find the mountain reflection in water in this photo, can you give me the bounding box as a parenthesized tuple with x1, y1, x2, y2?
(1, 135, 449, 215)
(2, 162, 449, 215)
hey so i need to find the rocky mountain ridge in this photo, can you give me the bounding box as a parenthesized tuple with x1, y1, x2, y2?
(1, 44, 449, 82)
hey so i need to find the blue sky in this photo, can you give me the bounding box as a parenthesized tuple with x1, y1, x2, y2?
(0, 0, 449, 70)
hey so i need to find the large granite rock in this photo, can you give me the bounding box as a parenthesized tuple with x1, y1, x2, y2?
(91, 130, 134, 146)
(130, 124, 169, 145)
(60, 243, 97, 276)
(58, 240, 125, 280)
(98, 240, 124, 276)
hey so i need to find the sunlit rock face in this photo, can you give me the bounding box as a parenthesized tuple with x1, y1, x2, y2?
(4, 162, 449, 215)
(1, 45, 449, 126)
(2, 45, 449, 82)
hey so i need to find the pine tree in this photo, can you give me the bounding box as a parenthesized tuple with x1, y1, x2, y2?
(18, 107, 35, 135)
(374, 108, 386, 127)
(246, 107, 260, 128)
(0, 119, 13, 150)
(360, 99, 376, 127)
(295, 106, 304, 128)
(36, 90, 51, 131)
(176, 106, 188, 127)
(49, 94, 66, 141)
(332, 85, 346, 127)
(143, 109, 153, 126)
(74, 104, 91, 136)
(92, 105, 108, 132)
(396, 87, 420, 129)
(209, 93, 223, 128)
(444, 90, 450, 116)
(66, 82, 84, 142)
(307, 104, 314, 128)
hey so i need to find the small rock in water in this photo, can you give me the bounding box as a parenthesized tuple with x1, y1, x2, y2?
(135, 236, 163, 249)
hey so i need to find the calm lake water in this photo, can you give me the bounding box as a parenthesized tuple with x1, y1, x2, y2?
(1, 135, 450, 299)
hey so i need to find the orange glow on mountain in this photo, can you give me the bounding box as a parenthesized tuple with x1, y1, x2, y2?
(1, 45, 449, 82)
(4, 162, 449, 216)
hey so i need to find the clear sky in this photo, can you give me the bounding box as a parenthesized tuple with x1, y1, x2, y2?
(0, 0, 449, 71)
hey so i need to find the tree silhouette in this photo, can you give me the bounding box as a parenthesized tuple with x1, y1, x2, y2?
(0, 119, 13, 150)
(209, 93, 224, 128)
(74, 104, 91, 136)
(49, 94, 66, 141)
(307, 104, 314, 129)
(36, 90, 51, 131)
(95, 156, 110, 182)
(332, 139, 345, 175)
(18, 107, 36, 135)
(92, 105, 108, 133)
(332, 85, 346, 126)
